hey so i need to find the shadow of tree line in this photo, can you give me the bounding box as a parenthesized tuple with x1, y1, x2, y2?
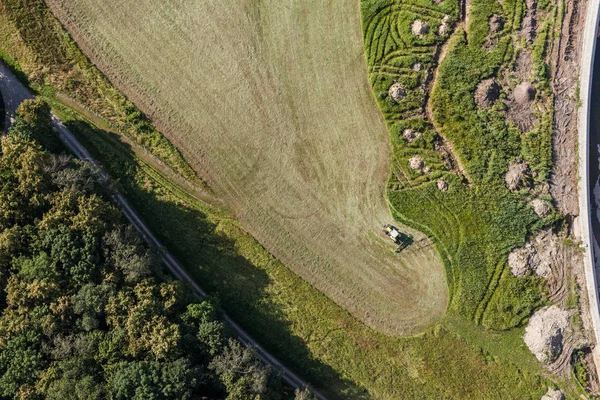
(63, 119, 370, 400)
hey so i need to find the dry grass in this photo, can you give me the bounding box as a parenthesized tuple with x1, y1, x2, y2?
(45, 0, 448, 335)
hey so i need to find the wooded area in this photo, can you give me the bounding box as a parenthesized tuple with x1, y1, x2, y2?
(0, 99, 306, 399)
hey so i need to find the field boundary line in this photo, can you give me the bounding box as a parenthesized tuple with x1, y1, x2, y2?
(577, 0, 600, 380)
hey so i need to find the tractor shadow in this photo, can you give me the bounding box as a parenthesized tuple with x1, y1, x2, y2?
(63, 119, 370, 400)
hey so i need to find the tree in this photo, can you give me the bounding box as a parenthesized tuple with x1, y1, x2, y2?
(295, 388, 318, 400)
(109, 359, 197, 400)
(0, 330, 45, 396)
(209, 339, 270, 400)
(103, 228, 153, 283)
(182, 302, 225, 357)
(9, 99, 61, 153)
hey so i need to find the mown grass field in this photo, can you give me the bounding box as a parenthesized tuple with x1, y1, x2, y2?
(42, 0, 449, 335)
(0, 0, 587, 398)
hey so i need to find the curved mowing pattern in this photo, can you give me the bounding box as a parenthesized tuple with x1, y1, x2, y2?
(361, 0, 558, 329)
(46, 0, 449, 335)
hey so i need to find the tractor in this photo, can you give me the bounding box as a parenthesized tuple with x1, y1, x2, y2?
(382, 224, 413, 253)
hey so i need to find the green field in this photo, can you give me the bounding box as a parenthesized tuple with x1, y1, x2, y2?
(362, 0, 559, 327)
(0, 0, 588, 398)
(40, 0, 450, 335)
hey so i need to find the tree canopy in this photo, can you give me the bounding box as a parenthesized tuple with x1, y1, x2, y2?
(0, 101, 299, 399)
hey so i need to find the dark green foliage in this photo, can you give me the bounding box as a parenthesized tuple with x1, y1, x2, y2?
(0, 130, 283, 398)
(109, 359, 197, 400)
(8, 99, 62, 153)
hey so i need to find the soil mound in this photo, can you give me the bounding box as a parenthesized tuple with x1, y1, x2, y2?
(505, 161, 530, 191)
(436, 179, 448, 191)
(514, 81, 536, 104)
(389, 82, 406, 102)
(411, 20, 429, 37)
(475, 78, 501, 108)
(403, 129, 422, 142)
(409, 156, 424, 171)
(530, 198, 551, 218)
(523, 305, 569, 363)
(508, 229, 556, 277)
(489, 14, 504, 32)
(541, 388, 564, 400)
(438, 15, 450, 35)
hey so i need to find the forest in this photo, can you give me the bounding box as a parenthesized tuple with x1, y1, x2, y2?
(0, 99, 307, 399)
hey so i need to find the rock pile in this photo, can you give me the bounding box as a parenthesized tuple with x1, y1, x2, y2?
(523, 306, 569, 363)
(514, 81, 536, 105)
(436, 179, 449, 192)
(530, 198, 551, 218)
(389, 82, 406, 102)
(475, 78, 501, 108)
(541, 388, 564, 400)
(439, 15, 450, 35)
(489, 14, 504, 32)
(411, 20, 429, 38)
(505, 161, 530, 191)
(403, 129, 422, 142)
(508, 229, 556, 277)
(408, 156, 424, 171)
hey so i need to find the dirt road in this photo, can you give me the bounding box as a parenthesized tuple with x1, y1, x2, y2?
(0, 60, 326, 400)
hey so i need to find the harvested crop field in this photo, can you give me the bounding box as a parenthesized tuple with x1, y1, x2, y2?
(45, 0, 448, 334)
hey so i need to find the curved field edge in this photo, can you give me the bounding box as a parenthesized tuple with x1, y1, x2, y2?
(0, 2, 581, 398)
(41, 0, 449, 335)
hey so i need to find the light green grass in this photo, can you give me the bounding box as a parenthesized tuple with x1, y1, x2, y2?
(42, 0, 450, 335)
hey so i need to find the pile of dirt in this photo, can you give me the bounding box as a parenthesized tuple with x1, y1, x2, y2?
(523, 305, 569, 363)
(411, 20, 429, 37)
(541, 388, 564, 400)
(436, 179, 448, 191)
(474, 78, 501, 108)
(403, 129, 422, 142)
(438, 15, 450, 35)
(489, 14, 504, 32)
(413, 63, 423, 71)
(506, 80, 537, 131)
(514, 81, 536, 104)
(408, 156, 424, 171)
(510, 229, 581, 304)
(505, 161, 530, 191)
(508, 229, 556, 277)
(530, 198, 551, 217)
(389, 82, 406, 102)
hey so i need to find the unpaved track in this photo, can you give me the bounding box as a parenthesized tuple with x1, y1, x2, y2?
(0, 60, 327, 400)
(46, 0, 449, 334)
(576, 0, 600, 380)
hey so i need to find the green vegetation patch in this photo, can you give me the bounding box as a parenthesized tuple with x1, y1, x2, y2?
(0, 101, 291, 399)
(360, 0, 559, 328)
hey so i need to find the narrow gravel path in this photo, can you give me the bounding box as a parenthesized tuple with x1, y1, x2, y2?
(0, 61, 325, 399)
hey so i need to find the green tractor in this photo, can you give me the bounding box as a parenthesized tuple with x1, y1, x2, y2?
(382, 224, 413, 253)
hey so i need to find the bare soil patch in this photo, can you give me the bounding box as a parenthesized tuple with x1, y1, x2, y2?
(524, 305, 569, 363)
(474, 78, 501, 108)
(505, 161, 531, 191)
(521, 0, 538, 44)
